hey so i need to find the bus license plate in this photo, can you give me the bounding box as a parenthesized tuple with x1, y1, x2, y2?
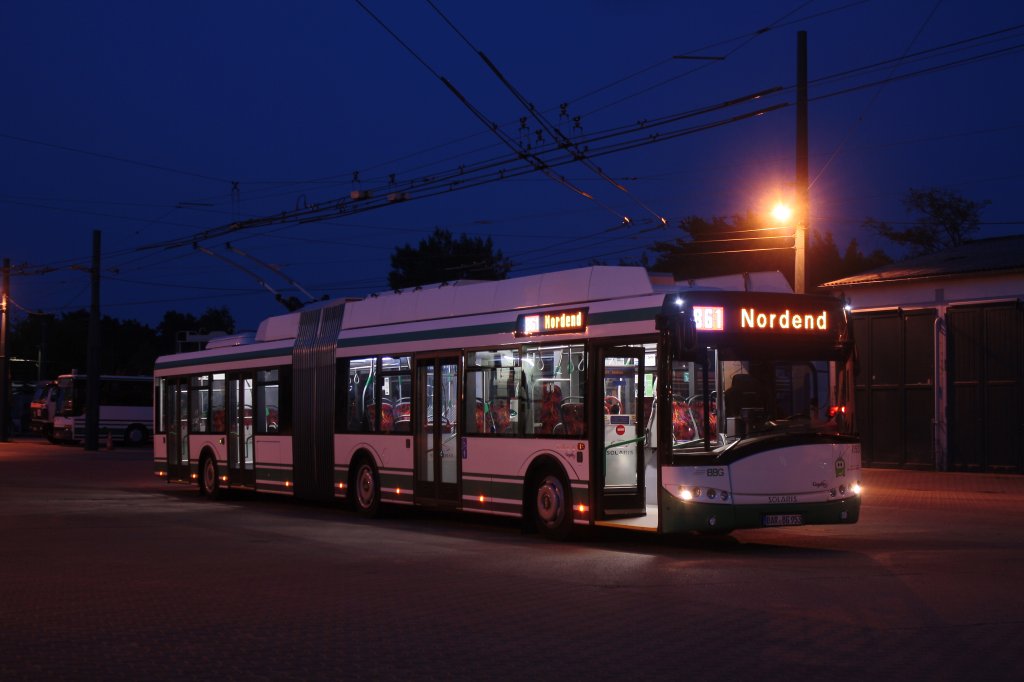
(763, 513, 803, 527)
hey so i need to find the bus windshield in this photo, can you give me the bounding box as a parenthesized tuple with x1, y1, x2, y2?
(671, 350, 856, 451)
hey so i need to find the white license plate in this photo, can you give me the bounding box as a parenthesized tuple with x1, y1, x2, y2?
(763, 513, 803, 527)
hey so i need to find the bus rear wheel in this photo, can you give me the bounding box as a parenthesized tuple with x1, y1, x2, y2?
(200, 455, 221, 499)
(533, 469, 573, 540)
(352, 460, 381, 517)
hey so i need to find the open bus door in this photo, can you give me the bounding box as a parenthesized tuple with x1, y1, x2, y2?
(161, 378, 190, 482)
(595, 345, 647, 517)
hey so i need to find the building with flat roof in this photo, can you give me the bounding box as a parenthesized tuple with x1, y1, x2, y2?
(823, 235, 1024, 473)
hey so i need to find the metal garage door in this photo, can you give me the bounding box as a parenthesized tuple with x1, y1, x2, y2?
(852, 309, 936, 468)
(948, 303, 1023, 473)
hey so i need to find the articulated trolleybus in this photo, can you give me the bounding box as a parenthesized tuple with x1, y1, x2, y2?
(154, 266, 860, 538)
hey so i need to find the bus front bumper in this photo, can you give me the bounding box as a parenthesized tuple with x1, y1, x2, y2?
(660, 494, 861, 534)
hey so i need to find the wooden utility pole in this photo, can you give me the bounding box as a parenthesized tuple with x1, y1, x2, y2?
(85, 231, 101, 451)
(795, 31, 809, 294)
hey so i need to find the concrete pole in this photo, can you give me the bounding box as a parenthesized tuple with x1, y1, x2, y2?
(85, 231, 101, 451)
(795, 31, 809, 294)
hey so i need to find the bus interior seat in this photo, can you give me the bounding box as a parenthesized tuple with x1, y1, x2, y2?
(491, 399, 511, 433)
(672, 400, 695, 441)
(558, 401, 586, 436)
(538, 384, 562, 434)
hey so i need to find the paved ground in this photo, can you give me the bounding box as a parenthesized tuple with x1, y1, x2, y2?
(1, 439, 1023, 681)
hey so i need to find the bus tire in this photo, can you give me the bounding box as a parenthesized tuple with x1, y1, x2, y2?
(200, 453, 221, 499)
(532, 466, 573, 540)
(124, 424, 148, 446)
(352, 458, 381, 518)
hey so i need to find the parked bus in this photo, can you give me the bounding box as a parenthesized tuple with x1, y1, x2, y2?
(29, 380, 59, 440)
(153, 266, 861, 538)
(51, 374, 153, 445)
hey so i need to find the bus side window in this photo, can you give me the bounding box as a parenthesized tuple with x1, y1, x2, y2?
(256, 368, 289, 435)
(346, 358, 375, 433)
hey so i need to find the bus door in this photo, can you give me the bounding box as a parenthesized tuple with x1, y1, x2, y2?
(596, 346, 646, 516)
(162, 378, 190, 481)
(414, 356, 461, 507)
(226, 372, 256, 487)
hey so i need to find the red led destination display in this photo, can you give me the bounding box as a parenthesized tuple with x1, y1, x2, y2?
(692, 304, 831, 334)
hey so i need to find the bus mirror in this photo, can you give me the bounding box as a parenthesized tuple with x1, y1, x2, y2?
(679, 313, 698, 354)
(658, 312, 698, 357)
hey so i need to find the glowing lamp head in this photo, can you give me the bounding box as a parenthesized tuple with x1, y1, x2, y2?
(771, 202, 793, 224)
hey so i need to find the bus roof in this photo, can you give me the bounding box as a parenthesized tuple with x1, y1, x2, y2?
(256, 265, 657, 342)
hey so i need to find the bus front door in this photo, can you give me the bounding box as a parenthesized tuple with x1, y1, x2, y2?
(163, 378, 190, 482)
(414, 356, 460, 507)
(226, 373, 256, 488)
(596, 346, 646, 517)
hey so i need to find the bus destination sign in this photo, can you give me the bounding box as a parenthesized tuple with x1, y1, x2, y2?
(516, 308, 588, 337)
(692, 304, 830, 334)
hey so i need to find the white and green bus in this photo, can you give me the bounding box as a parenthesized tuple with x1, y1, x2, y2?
(154, 266, 861, 538)
(51, 373, 153, 445)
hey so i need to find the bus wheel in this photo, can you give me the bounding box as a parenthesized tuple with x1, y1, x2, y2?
(124, 425, 147, 446)
(200, 455, 221, 499)
(533, 468, 573, 540)
(353, 460, 381, 517)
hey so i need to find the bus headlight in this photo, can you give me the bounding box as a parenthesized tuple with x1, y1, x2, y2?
(678, 486, 693, 501)
(851, 482, 862, 496)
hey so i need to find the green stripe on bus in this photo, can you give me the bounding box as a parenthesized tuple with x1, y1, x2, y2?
(255, 466, 291, 482)
(380, 471, 414, 489)
(155, 346, 291, 370)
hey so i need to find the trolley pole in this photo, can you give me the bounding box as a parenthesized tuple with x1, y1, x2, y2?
(85, 231, 101, 451)
(0, 258, 10, 442)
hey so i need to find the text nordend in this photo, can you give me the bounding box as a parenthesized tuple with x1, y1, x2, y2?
(741, 308, 828, 331)
(544, 311, 584, 331)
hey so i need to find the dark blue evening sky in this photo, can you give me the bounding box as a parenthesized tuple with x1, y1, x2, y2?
(2, 1, 1022, 330)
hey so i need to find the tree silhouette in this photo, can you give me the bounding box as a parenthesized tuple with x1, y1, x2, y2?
(864, 187, 990, 256)
(8, 306, 235, 382)
(388, 228, 512, 290)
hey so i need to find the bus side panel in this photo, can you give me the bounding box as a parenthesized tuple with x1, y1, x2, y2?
(374, 434, 415, 505)
(460, 438, 589, 518)
(254, 435, 293, 494)
(189, 435, 226, 482)
(332, 435, 416, 505)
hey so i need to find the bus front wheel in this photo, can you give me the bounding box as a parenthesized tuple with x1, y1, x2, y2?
(533, 468, 573, 540)
(200, 455, 221, 499)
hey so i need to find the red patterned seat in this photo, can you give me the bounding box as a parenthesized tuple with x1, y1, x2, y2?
(491, 399, 511, 434)
(672, 400, 695, 441)
(538, 384, 562, 434)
